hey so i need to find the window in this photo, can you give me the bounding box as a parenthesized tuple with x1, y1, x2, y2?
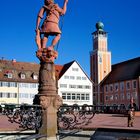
(110, 95, 113, 100)
(126, 92, 130, 100)
(33, 74, 38, 80)
(30, 83, 37, 88)
(8, 82, 10, 87)
(85, 85, 91, 89)
(77, 94, 80, 100)
(77, 85, 83, 89)
(86, 94, 89, 100)
(81, 94, 85, 100)
(69, 85, 76, 88)
(126, 81, 131, 90)
(14, 93, 17, 98)
(98, 54, 102, 63)
(64, 75, 69, 79)
(72, 68, 78, 71)
(120, 82, 124, 91)
(0, 92, 2, 98)
(20, 73, 26, 79)
(77, 76, 81, 80)
(132, 81, 137, 89)
(11, 93, 17, 98)
(7, 73, 13, 78)
(120, 104, 126, 110)
(115, 94, 118, 100)
(105, 95, 108, 101)
(62, 93, 66, 100)
(7, 93, 10, 98)
(30, 94, 35, 99)
(2, 93, 7, 98)
(1, 82, 8, 87)
(60, 84, 67, 88)
(10, 82, 17, 87)
(114, 83, 119, 92)
(109, 84, 113, 92)
(0, 92, 17, 98)
(72, 93, 76, 100)
(20, 93, 28, 98)
(104, 85, 108, 92)
(132, 92, 137, 99)
(62, 93, 90, 101)
(70, 76, 75, 80)
(120, 93, 125, 100)
(67, 93, 71, 100)
(19, 83, 29, 88)
(82, 77, 87, 80)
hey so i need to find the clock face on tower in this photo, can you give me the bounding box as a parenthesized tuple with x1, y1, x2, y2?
(98, 54, 102, 63)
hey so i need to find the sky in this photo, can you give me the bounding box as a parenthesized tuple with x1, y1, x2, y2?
(0, 0, 140, 76)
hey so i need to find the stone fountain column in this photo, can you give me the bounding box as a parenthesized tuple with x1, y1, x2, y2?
(36, 48, 62, 140)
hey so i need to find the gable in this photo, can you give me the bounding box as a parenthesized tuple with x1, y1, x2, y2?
(59, 61, 92, 84)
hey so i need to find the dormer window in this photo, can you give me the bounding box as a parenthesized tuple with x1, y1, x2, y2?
(33, 74, 38, 80)
(20, 73, 26, 79)
(4, 71, 13, 79)
(8, 73, 13, 78)
(31, 73, 38, 80)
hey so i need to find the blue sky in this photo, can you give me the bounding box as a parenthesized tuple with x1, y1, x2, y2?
(0, 0, 140, 76)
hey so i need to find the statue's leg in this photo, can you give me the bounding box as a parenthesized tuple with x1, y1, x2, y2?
(48, 34, 61, 50)
(42, 35, 49, 49)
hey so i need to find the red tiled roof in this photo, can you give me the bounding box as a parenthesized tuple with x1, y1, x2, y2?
(0, 59, 67, 83)
(55, 65, 63, 79)
(0, 60, 40, 83)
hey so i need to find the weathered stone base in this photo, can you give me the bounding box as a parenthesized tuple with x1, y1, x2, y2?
(39, 136, 57, 140)
(47, 136, 57, 140)
(36, 48, 58, 63)
(37, 61, 62, 139)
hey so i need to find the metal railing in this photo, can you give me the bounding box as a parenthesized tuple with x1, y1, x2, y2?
(58, 105, 95, 130)
(1, 104, 42, 131)
(0, 104, 129, 131)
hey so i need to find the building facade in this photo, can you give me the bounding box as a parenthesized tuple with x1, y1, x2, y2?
(90, 22, 140, 110)
(0, 59, 93, 106)
(0, 59, 39, 105)
(103, 57, 140, 110)
(58, 61, 93, 105)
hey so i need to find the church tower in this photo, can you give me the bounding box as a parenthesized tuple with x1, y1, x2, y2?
(90, 22, 111, 105)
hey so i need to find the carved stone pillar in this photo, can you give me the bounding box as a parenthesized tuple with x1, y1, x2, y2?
(36, 48, 62, 140)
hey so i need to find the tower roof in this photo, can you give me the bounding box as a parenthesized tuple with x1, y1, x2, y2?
(96, 22, 104, 31)
(92, 21, 107, 35)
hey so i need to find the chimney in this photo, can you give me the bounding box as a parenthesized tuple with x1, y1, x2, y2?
(12, 59, 16, 63)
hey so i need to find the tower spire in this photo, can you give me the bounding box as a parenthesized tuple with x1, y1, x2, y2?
(90, 22, 111, 105)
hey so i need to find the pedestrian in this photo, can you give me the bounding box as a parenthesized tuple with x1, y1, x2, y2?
(127, 107, 135, 127)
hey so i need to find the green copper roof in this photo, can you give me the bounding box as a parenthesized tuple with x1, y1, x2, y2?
(96, 22, 104, 31)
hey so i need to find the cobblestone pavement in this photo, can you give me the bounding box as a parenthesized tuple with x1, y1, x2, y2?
(0, 114, 20, 131)
(0, 113, 140, 131)
(0, 113, 140, 140)
(82, 113, 140, 130)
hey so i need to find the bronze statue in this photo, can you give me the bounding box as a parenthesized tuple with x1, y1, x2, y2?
(35, 0, 68, 51)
